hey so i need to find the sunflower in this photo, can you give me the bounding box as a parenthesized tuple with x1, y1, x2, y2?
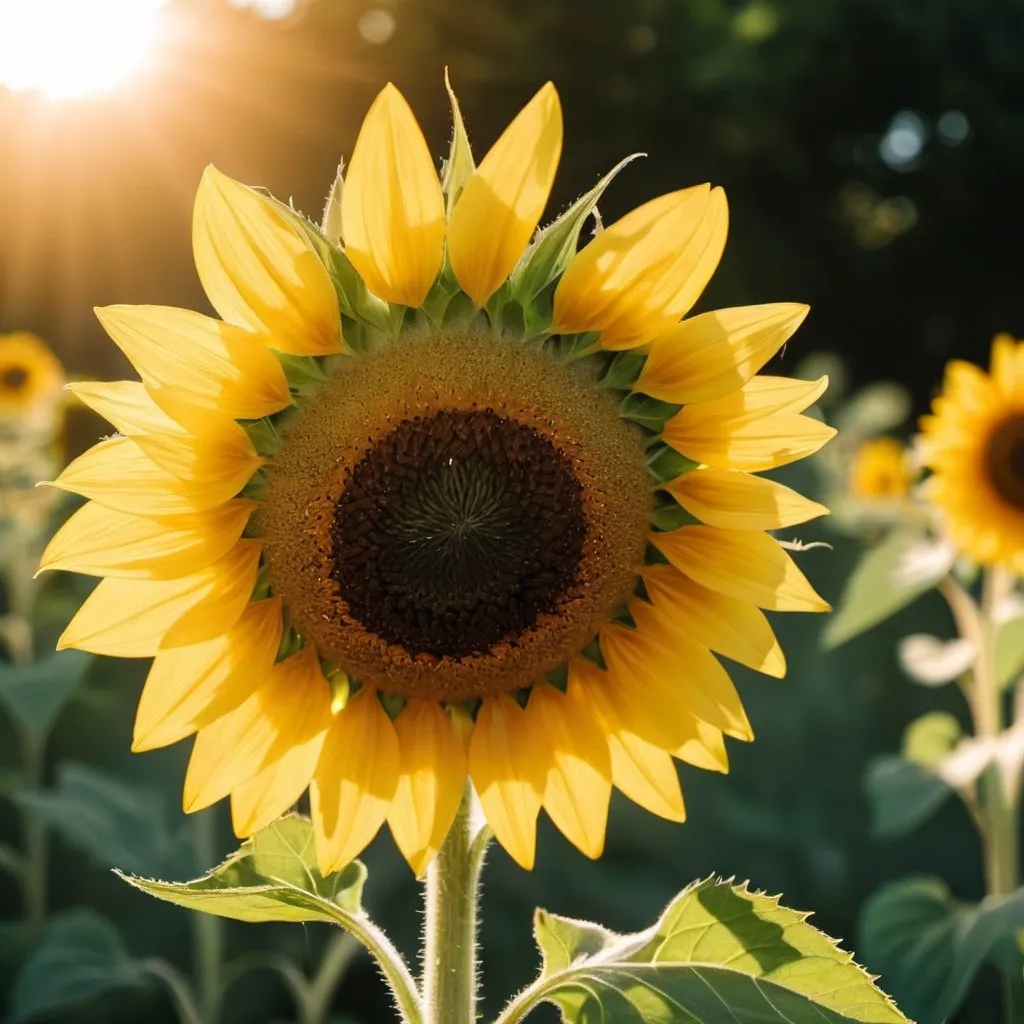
(920, 334, 1024, 571)
(848, 437, 912, 502)
(41, 80, 833, 875)
(0, 332, 64, 422)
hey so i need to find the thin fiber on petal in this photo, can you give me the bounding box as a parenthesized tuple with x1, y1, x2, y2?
(652, 526, 830, 612)
(39, 500, 254, 580)
(387, 701, 467, 875)
(637, 303, 809, 404)
(133, 598, 283, 752)
(448, 82, 562, 306)
(57, 541, 261, 657)
(311, 688, 400, 874)
(571, 659, 685, 822)
(96, 305, 291, 419)
(342, 84, 445, 307)
(193, 166, 341, 356)
(553, 185, 728, 349)
(525, 681, 611, 859)
(183, 647, 333, 813)
(468, 694, 546, 869)
(665, 467, 827, 530)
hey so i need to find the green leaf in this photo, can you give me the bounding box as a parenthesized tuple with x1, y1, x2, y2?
(510, 154, 641, 307)
(859, 876, 1024, 1024)
(13, 762, 177, 876)
(0, 650, 92, 738)
(522, 878, 907, 1024)
(864, 755, 953, 838)
(118, 814, 365, 925)
(441, 69, 475, 218)
(902, 711, 962, 768)
(996, 614, 1024, 689)
(7, 910, 148, 1024)
(823, 531, 942, 648)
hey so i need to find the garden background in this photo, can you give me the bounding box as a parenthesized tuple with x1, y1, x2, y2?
(2, 0, 1022, 1021)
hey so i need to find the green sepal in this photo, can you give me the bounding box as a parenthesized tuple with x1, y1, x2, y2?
(650, 498, 700, 532)
(266, 195, 398, 336)
(243, 418, 281, 457)
(276, 351, 327, 398)
(510, 153, 642, 307)
(646, 443, 699, 484)
(441, 69, 475, 219)
(619, 392, 681, 432)
(239, 469, 268, 503)
(543, 663, 569, 692)
(556, 331, 601, 361)
(602, 350, 647, 391)
(512, 878, 908, 1024)
(321, 160, 345, 245)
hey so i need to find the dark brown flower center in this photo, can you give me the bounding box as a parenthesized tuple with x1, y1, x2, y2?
(0, 365, 29, 392)
(986, 412, 1024, 510)
(331, 409, 585, 659)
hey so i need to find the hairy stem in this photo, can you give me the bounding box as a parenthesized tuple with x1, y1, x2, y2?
(422, 786, 490, 1024)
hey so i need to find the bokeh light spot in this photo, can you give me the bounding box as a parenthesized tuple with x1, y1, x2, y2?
(0, 0, 167, 100)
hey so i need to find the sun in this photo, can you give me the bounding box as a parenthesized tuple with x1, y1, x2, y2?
(0, 0, 167, 101)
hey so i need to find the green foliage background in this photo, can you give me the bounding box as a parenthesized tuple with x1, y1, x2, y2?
(2, 0, 1022, 1020)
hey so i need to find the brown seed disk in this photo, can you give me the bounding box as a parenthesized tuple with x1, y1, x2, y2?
(986, 411, 1024, 510)
(259, 330, 652, 701)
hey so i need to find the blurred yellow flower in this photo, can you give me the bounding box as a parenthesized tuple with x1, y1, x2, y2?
(0, 332, 64, 421)
(40, 80, 833, 876)
(848, 437, 912, 501)
(920, 334, 1024, 571)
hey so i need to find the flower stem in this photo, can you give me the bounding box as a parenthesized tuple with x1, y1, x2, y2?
(192, 810, 224, 1022)
(21, 730, 47, 934)
(301, 932, 361, 1024)
(422, 786, 490, 1024)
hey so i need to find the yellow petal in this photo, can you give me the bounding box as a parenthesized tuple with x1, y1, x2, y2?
(447, 83, 562, 306)
(133, 598, 283, 752)
(664, 467, 828, 531)
(571, 659, 685, 822)
(636, 303, 809, 404)
(525, 681, 611, 859)
(652, 526, 830, 612)
(468, 694, 546, 870)
(311, 688, 400, 874)
(341, 83, 445, 307)
(95, 305, 291, 419)
(57, 541, 261, 657)
(387, 700, 467, 876)
(193, 166, 342, 356)
(663, 376, 835, 472)
(601, 615, 752, 741)
(69, 381, 182, 436)
(230, 649, 334, 836)
(184, 647, 333, 813)
(640, 564, 785, 677)
(39, 500, 254, 580)
(552, 185, 728, 349)
(45, 437, 238, 516)
(673, 717, 729, 774)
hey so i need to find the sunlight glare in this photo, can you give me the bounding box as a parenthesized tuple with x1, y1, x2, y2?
(0, 0, 168, 100)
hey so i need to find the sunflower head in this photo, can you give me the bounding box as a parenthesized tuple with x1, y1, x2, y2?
(848, 436, 912, 502)
(920, 334, 1024, 571)
(43, 78, 833, 875)
(0, 332, 64, 422)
